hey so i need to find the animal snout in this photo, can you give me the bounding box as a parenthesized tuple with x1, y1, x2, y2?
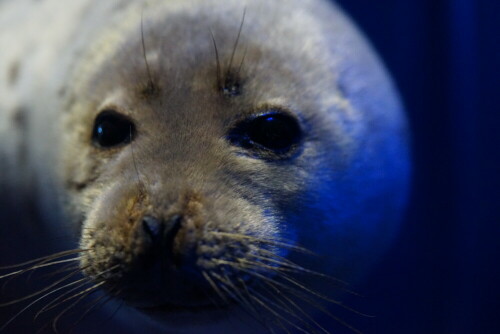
(141, 214, 183, 266)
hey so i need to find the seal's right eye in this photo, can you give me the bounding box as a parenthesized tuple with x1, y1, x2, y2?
(92, 111, 135, 148)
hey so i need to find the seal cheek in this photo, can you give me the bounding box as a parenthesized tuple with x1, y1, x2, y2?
(79, 184, 149, 279)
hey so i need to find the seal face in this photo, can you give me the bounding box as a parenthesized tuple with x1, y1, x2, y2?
(0, 0, 410, 333)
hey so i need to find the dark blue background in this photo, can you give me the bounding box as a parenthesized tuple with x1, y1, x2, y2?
(333, 0, 499, 333)
(0, 1, 497, 333)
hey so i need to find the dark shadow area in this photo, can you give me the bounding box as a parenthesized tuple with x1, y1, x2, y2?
(334, 0, 499, 333)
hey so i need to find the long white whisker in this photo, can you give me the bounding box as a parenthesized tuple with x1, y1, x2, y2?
(0, 258, 82, 280)
(0, 276, 91, 332)
(0, 249, 87, 270)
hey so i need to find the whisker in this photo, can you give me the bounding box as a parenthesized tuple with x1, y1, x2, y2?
(225, 8, 246, 79)
(236, 277, 290, 334)
(0, 266, 86, 307)
(34, 279, 92, 319)
(202, 271, 228, 304)
(215, 281, 272, 332)
(36, 281, 104, 318)
(251, 286, 321, 334)
(216, 260, 369, 320)
(256, 272, 366, 334)
(211, 275, 243, 306)
(212, 272, 276, 334)
(212, 272, 255, 316)
(273, 317, 291, 334)
(248, 292, 310, 334)
(241, 254, 359, 298)
(98, 299, 123, 328)
(236, 258, 296, 274)
(287, 291, 365, 334)
(26, 259, 78, 283)
(130, 125, 147, 194)
(209, 29, 222, 89)
(35, 317, 51, 334)
(210, 231, 315, 255)
(2, 257, 81, 293)
(210, 261, 317, 334)
(247, 247, 359, 297)
(251, 248, 302, 267)
(279, 274, 370, 316)
(236, 46, 248, 78)
(0, 249, 87, 270)
(0, 276, 91, 332)
(261, 281, 330, 334)
(68, 293, 111, 334)
(214, 258, 280, 277)
(0, 257, 82, 280)
(236, 277, 260, 317)
(250, 251, 349, 285)
(228, 261, 350, 312)
(39, 264, 80, 280)
(140, 10, 154, 91)
(49, 265, 118, 333)
(197, 277, 225, 311)
(51, 288, 92, 334)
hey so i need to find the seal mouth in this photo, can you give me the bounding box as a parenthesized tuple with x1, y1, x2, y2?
(138, 300, 230, 314)
(136, 299, 236, 330)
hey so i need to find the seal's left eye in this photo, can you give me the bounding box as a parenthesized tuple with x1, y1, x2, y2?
(92, 111, 135, 148)
(228, 110, 302, 157)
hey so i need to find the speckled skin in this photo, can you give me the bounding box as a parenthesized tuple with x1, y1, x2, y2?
(0, 0, 410, 333)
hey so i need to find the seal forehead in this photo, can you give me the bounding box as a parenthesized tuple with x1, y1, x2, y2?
(77, 0, 342, 100)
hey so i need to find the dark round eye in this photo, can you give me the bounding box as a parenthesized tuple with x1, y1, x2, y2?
(92, 110, 135, 148)
(228, 110, 302, 155)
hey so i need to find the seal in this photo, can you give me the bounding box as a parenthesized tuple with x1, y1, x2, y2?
(0, 0, 410, 333)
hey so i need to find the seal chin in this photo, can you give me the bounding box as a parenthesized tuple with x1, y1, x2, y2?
(112, 264, 244, 330)
(138, 300, 230, 316)
(136, 300, 237, 332)
(103, 266, 216, 309)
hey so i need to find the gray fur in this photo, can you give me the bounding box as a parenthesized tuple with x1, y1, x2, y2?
(0, 0, 410, 333)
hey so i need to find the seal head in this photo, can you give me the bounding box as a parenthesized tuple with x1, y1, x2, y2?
(58, 0, 409, 332)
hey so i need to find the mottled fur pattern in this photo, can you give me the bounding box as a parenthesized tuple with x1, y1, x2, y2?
(0, 0, 409, 333)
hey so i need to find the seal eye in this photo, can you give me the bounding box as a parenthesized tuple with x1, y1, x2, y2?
(229, 110, 302, 155)
(92, 111, 135, 148)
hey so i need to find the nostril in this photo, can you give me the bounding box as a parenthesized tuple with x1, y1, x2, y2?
(142, 215, 163, 241)
(164, 214, 183, 241)
(163, 214, 183, 267)
(141, 214, 183, 267)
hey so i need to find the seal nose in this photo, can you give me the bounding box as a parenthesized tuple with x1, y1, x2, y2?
(142, 215, 183, 262)
(142, 216, 163, 241)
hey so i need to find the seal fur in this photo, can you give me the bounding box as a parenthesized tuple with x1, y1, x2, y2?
(0, 0, 410, 333)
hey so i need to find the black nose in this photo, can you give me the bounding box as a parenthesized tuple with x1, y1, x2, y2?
(142, 214, 183, 241)
(142, 214, 183, 262)
(142, 215, 163, 240)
